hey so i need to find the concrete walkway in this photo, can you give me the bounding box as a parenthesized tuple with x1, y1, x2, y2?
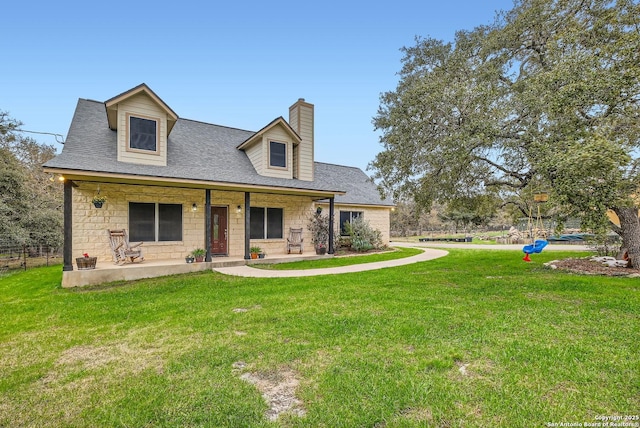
(212, 241, 592, 278)
(213, 247, 450, 277)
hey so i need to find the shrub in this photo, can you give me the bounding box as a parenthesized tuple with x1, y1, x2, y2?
(343, 217, 383, 252)
(307, 209, 330, 248)
(335, 234, 351, 250)
(585, 233, 621, 257)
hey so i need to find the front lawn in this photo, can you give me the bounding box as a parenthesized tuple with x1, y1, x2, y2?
(0, 250, 638, 427)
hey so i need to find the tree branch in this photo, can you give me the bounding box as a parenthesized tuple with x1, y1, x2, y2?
(475, 155, 530, 183)
(486, 179, 527, 189)
(502, 200, 530, 217)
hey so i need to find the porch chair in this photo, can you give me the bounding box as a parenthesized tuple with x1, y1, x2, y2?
(287, 228, 304, 254)
(107, 229, 144, 265)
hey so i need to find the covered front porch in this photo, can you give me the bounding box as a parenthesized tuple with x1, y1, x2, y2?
(56, 176, 343, 282)
(62, 251, 331, 288)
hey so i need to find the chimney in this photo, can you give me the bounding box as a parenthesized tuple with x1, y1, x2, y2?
(289, 98, 314, 181)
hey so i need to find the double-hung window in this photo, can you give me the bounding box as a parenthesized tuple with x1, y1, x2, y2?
(269, 141, 286, 168)
(129, 202, 182, 242)
(129, 115, 158, 152)
(250, 207, 283, 239)
(339, 211, 363, 236)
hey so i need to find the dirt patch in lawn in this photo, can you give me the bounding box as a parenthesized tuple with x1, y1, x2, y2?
(232, 305, 262, 313)
(451, 359, 495, 381)
(398, 407, 434, 422)
(40, 342, 165, 390)
(546, 258, 640, 277)
(235, 363, 306, 421)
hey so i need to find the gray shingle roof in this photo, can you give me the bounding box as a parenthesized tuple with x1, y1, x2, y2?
(314, 162, 390, 206)
(44, 98, 393, 207)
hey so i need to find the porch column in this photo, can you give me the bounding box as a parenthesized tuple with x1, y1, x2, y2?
(328, 197, 335, 255)
(244, 192, 251, 259)
(205, 189, 212, 262)
(63, 179, 73, 271)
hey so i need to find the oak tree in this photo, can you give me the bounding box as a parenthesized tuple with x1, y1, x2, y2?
(370, 0, 640, 265)
(0, 111, 62, 248)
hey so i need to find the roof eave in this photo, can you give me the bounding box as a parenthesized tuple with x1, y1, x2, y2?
(237, 117, 301, 150)
(42, 166, 347, 197)
(104, 83, 179, 133)
(315, 200, 395, 209)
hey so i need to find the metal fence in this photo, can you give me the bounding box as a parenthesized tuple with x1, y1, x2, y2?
(0, 243, 62, 274)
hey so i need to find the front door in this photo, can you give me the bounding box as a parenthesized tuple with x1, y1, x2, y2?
(211, 206, 228, 255)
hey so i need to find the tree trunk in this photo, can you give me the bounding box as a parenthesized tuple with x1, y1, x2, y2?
(613, 207, 640, 268)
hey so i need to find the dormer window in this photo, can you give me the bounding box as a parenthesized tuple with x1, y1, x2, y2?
(105, 84, 177, 166)
(269, 141, 287, 168)
(236, 118, 299, 178)
(128, 115, 158, 153)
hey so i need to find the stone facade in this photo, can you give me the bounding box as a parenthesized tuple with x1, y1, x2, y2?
(72, 181, 320, 264)
(249, 193, 317, 256)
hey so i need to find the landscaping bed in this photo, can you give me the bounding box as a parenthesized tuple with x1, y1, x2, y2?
(548, 257, 640, 277)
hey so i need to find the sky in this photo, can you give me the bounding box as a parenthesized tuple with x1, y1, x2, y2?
(1, 0, 515, 173)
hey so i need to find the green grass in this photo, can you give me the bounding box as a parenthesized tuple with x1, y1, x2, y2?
(254, 246, 422, 270)
(1, 250, 638, 427)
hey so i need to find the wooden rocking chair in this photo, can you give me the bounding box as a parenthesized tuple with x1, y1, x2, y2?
(287, 228, 304, 254)
(107, 229, 144, 265)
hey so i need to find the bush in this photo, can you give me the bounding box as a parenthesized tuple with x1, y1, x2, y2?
(308, 209, 330, 248)
(585, 233, 621, 257)
(352, 237, 373, 252)
(343, 217, 383, 252)
(335, 234, 351, 250)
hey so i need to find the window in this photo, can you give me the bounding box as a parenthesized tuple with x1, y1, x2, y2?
(269, 141, 286, 168)
(249, 207, 264, 239)
(129, 203, 155, 241)
(129, 202, 182, 242)
(129, 116, 158, 152)
(266, 207, 284, 238)
(250, 207, 283, 239)
(340, 211, 363, 236)
(158, 204, 182, 241)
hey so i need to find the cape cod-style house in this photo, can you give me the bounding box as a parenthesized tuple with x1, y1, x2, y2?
(43, 84, 393, 286)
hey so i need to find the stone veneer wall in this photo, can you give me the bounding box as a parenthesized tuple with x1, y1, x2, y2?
(247, 193, 316, 256)
(72, 181, 317, 264)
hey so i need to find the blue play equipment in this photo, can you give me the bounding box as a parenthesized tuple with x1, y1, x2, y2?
(523, 239, 548, 261)
(522, 198, 549, 262)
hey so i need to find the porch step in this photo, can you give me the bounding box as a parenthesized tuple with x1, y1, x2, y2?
(62, 253, 332, 288)
(208, 259, 247, 268)
(246, 254, 329, 265)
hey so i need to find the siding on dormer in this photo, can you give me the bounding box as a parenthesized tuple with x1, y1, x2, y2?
(116, 92, 168, 166)
(243, 123, 296, 179)
(262, 126, 293, 179)
(245, 142, 264, 175)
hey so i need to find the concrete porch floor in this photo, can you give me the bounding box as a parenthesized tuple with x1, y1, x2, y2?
(61, 252, 328, 288)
